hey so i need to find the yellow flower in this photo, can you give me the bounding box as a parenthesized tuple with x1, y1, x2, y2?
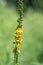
(16, 43, 20, 48)
(14, 34, 18, 37)
(16, 27, 23, 34)
(16, 40, 21, 43)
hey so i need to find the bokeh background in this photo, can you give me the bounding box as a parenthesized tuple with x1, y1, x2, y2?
(0, 0, 43, 65)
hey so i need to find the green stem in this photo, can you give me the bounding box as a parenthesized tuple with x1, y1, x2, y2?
(14, 47, 18, 65)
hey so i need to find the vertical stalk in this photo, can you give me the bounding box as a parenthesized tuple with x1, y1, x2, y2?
(13, 0, 23, 65)
(14, 47, 18, 65)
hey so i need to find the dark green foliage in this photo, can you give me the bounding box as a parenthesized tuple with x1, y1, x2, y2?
(6, 0, 36, 9)
(6, 0, 43, 11)
(37, 53, 43, 63)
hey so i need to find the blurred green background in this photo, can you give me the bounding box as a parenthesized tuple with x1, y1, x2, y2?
(0, 0, 43, 65)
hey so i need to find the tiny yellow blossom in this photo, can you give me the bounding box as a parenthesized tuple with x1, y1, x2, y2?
(16, 43, 20, 48)
(16, 28, 23, 34)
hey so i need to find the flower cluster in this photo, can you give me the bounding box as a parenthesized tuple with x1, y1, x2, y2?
(14, 25, 23, 43)
(13, 25, 23, 53)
